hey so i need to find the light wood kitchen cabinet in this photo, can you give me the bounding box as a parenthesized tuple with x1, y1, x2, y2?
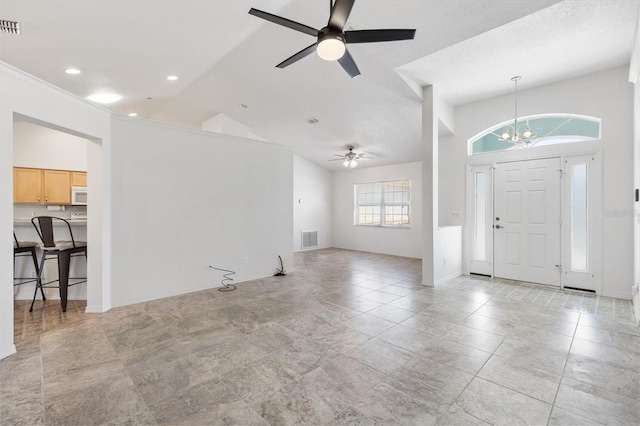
(14, 167, 77, 205)
(71, 171, 87, 187)
(43, 169, 71, 204)
(13, 167, 43, 203)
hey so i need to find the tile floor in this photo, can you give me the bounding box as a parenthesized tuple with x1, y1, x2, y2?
(2, 248, 639, 425)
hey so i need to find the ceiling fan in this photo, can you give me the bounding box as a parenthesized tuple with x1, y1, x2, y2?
(329, 145, 370, 168)
(248, 0, 416, 78)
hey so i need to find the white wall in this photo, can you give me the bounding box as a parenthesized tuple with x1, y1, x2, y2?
(293, 154, 333, 252)
(109, 116, 293, 307)
(202, 113, 266, 142)
(333, 162, 422, 258)
(1, 62, 110, 360)
(13, 121, 88, 170)
(630, 8, 640, 321)
(440, 66, 635, 299)
(435, 226, 462, 283)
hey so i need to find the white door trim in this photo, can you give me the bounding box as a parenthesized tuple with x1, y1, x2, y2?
(560, 152, 603, 293)
(466, 151, 603, 293)
(465, 164, 494, 276)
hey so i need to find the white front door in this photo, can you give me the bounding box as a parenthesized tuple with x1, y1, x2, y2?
(494, 158, 561, 286)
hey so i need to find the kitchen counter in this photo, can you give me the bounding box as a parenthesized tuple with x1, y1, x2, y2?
(14, 218, 87, 225)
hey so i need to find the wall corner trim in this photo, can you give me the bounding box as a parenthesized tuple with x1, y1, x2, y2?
(0, 344, 17, 361)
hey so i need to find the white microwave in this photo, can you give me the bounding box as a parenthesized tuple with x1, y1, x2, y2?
(71, 186, 88, 205)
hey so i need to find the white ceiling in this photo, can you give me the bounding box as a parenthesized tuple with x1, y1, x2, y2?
(1, 0, 638, 170)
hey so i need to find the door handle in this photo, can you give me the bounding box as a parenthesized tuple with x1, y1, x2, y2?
(495, 224, 503, 229)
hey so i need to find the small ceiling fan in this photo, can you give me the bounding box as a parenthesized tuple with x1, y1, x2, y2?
(329, 146, 370, 168)
(248, 0, 416, 78)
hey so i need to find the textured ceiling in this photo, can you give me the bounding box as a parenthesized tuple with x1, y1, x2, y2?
(0, 0, 637, 170)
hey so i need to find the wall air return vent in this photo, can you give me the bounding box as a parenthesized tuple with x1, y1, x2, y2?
(301, 231, 318, 249)
(0, 20, 21, 35)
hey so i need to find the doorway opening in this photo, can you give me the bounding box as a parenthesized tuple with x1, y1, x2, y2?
(12, 113, 104, 335)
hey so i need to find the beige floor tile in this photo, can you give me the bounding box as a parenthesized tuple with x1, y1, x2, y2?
(454, 377, 552, 425)
(554, 377, 640, 425)
(3, 248, 637, 425)
(346, 338, 414, 375)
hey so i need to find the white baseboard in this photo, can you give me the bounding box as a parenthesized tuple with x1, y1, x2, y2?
(85, 304, 111, 313)
(0, 343, 17, 360)
(435, 271, 462, 286)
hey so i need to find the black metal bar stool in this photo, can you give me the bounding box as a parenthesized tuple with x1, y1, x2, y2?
(30, 216, 87, 312)
(13, 232, 45, 301)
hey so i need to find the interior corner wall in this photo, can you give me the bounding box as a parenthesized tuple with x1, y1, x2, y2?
(633, 81, 640, 320)
(333, 162, 422, 259)
(202, 113, 266, 142)
(293, 155, 333, 252)
(0, 62, 111, 360)
(109, 116, 293, 307)
(630, 6, 640, 322)
(440, 66, 635, 299)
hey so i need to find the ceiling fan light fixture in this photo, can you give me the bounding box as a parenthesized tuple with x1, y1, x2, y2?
(317, 34, 346, 61)
(343, 159, 350, 167)
(350, 159, 358, 168)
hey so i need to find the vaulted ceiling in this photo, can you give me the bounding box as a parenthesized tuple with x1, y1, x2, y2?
(1, 0, 637, 169)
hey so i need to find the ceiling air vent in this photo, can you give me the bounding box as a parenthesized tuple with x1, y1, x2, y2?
(0, 20, 21, 34)
(306, 117, 319, 125)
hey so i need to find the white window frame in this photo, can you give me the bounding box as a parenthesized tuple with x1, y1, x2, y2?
(467, 113, 602, 156)
(560, 153, 602, 293)
(354, 179, 411, 228)
(465, 164, 494, 276)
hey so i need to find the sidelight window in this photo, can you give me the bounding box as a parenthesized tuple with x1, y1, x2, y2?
(570, 163, 589, 272)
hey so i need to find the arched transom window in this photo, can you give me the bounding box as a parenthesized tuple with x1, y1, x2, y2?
(468, 114, 601, 155)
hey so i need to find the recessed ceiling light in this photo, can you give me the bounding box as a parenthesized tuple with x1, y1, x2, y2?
(64, 68, 81, 75)
(240, 104, 248, 108)
(128, 113, 138, 117)
(86, 92, 122, 104)
(166, 75, 178, 81)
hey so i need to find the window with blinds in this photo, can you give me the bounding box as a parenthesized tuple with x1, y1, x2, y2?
(354, 180, 411, 227)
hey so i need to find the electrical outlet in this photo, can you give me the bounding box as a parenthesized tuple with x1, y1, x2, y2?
(243, 257, 249, 265)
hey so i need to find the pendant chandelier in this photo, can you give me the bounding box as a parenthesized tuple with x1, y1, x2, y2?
(499, 76, 537, 145)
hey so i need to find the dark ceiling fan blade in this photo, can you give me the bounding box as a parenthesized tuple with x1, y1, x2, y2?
(328, 0, 355, 31)
(249, 8, 319, 37)
(338, 48, 360, 78)
(344, 29, 416, 44)
(276, 43, 317, 68)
